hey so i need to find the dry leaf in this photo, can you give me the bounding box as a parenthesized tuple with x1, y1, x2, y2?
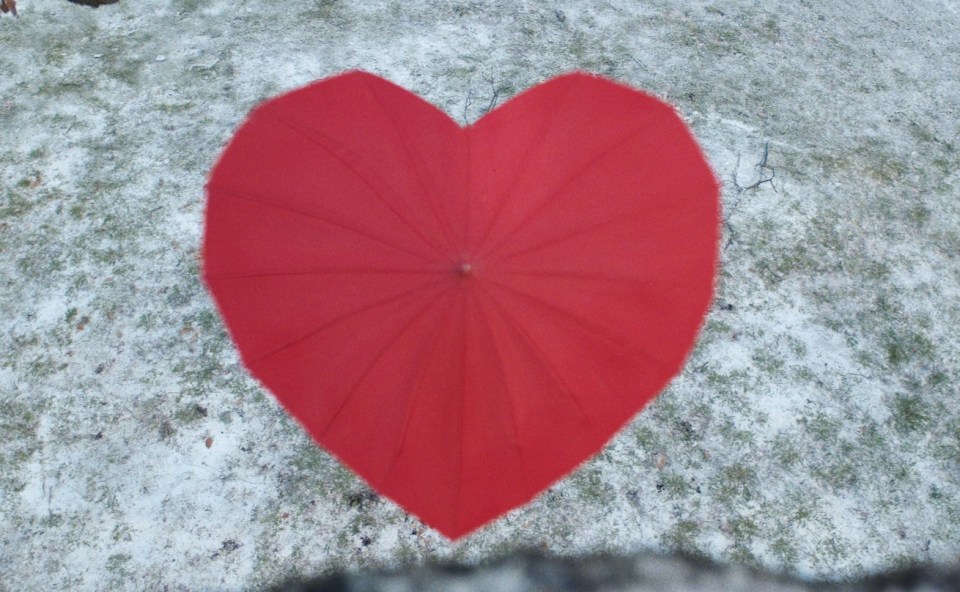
(655, 452, 668, 470)
(204, 437, 213, 448)
(0, 0, 17, 17)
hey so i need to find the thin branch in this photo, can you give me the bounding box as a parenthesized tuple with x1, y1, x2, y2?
(724, 141, 777, 251)
(462, 87, 473, 126)
(736, 141, 777, 192)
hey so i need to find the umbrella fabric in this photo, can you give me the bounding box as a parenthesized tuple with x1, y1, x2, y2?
(203, 71, 719, 539)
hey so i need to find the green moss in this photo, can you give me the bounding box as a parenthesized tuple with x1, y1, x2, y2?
(883, 329, 934, 368)
(716, 417, 755, 448)
(572, 465, 613, 503)
(800, 411, 842, 445)
(107, 61, 143, 86)
(301, 0, 342, 20)
(674, 21, 749, 56)
(196, 309, 222, 333)
(728, 543, 758, 566)
(106, 553, 132, 577)
(772, 435, 802, 468)
(791, 365, 816, 383)
(814, 460, 858, 491)
(906, 203, 931, 228)
(157, 102, 194, 114)
(927, 370, 949, 388)
(69, 203, 86, 220)
(857, 419, 886, 450)
(27, 355, 62, 379)
(173, 403, 208, 425)
(770, 533, 799, 568)
(289, 442, 358, 500)
(705, 318, 734, 337)
(1, 190, 34, 220)
(907, 121, 937, 144)
(808, 152, 853, 176)
(714, 463, 758, 506)
(659, 471, 690, 499)
(729, 515, 758, 540)
(890, 393, 930, 434)
(758, 18, 782, 42)
(40, 513, 65, 528)
(815, 534, 849, 564)
(751, 347, 785, 374)
(0, 400, 40, 494)
(633, 425, 660, 452)
(863, 157, 908, 185)
(858, 259, 893, 281)
(784, 335, 808, 358)
(136, 312, 159, 331)
(660, 519, 701, 555)
(111, 523, 133, 543)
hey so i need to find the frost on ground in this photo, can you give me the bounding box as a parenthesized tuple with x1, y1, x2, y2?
(1, 0, 958, 590)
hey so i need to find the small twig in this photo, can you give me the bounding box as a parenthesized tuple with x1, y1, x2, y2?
(724, 142, 777, 251)
(188, 59, 220, 72)
(722, 217, 737, 252)
(741, 141, 776, 191)
(723, 154, 743, 251)
(462, 87, 473, 125)
(482, 75, 501, 115)
(463, 75, 503, 124)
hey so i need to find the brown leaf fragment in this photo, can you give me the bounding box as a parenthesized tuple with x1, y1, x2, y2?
(0, 0, 17, 17)
(655, 452, 668, 470)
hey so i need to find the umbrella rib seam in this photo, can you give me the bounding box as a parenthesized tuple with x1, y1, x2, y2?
(471, 291, 532, 497)
(206, 268, 439, 281)
(483, 277, 672, 376)
(456, 291, 468, 534)
(381, 290, 457, 490)
(489, 203, 655, 267)
(254, 110, 447, 260)
(477, 125, 649, 260)
(359, 75, 458, 256)
(477, 284, 596, 433)
(315, 288, 451, 441)
(246, 278, 447, 367)
(492, 268, 647, 284)
(207, 184, 438, 264)
(472, 77, 580, 255)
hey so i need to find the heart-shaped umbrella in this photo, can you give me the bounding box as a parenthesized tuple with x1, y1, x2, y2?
(203, 71, 719, 539)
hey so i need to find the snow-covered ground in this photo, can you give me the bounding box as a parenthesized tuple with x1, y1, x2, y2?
(1, 0, 958, 589)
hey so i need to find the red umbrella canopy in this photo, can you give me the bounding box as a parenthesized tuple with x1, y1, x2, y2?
(203, 71, 719, 539)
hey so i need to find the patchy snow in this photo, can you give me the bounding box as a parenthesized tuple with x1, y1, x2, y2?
(2, 0, 959, 589)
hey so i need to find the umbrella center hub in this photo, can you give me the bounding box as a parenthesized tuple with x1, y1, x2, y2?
(456, 262, 474, 278)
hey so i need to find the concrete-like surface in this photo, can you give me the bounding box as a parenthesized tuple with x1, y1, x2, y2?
(1, 1, 958, 589)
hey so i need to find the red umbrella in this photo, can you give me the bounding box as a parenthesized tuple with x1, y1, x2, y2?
(203, 71, 718, 539)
